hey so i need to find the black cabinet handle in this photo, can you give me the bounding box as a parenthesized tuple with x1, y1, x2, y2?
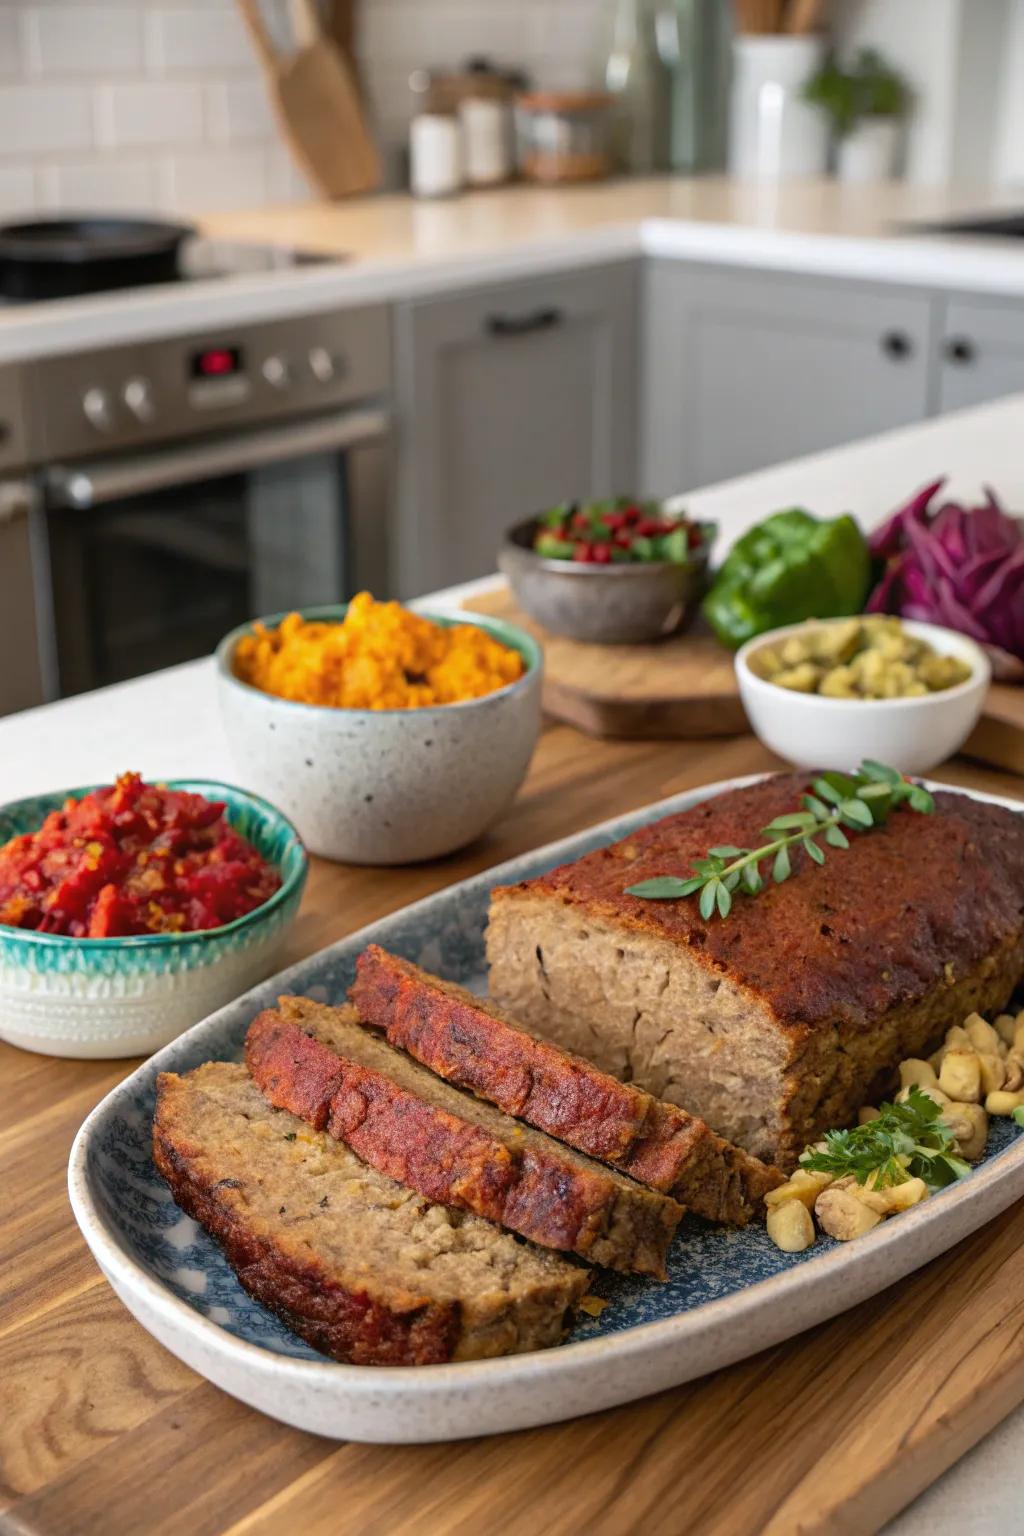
(944, 336, 976, 365)
(486, 307, 563, 338)
(881, 330, 913, 360)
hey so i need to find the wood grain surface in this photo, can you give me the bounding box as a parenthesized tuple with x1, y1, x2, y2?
(1, 724, 1022, 1536)
(465, 587, 1024, 773)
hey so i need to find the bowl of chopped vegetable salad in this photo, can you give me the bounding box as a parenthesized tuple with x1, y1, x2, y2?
(500, 499, 716, 643)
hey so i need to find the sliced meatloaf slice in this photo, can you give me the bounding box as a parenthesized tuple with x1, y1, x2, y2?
(486, 776, 1024, 1170)
(153, 1062, 589, 1365)
(246, 998, 683, 1277)
(349, 944, 782, 1224)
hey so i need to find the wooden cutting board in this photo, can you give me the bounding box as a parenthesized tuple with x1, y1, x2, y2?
(465, 585, 1024, 773)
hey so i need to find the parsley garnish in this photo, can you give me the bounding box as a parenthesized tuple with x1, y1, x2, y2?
(625, 760, 935, 919)
(800, 1086, 971, 1190)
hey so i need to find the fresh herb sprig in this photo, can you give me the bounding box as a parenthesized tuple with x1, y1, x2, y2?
(799, 1086, 971, 1190)
(625, 760, 934, 920)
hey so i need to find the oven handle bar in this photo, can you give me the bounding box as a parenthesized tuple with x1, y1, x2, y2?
(44, 406, 391, 509)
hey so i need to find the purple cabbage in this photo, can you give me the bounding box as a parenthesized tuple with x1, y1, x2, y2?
(866, 478, 1024, 676)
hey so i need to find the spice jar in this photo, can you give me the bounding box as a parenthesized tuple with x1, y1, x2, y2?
(514, 92, 613, 183)
(409, 111, 462, 198)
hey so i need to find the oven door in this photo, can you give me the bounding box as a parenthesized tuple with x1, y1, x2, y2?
(40, 405, 390, 698)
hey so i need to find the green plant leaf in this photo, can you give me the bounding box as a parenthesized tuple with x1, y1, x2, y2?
(812, 777, 843, 806)
(802, 794, 830, 819)
(625, 876, 701, 898)
(840, 798, 873, 828)
(722, 870, 741, 892)
(856, 782, 891, 801)
(803, 836, 826, 865)
(699, 882, 717, 921)
(825, 824, 849, 849)
(763, 812, 817, 833)
(859, 759, 902, 786)
(1013, 1106, 1024, 1128)
(908, 785, 935, 814)
(742, 862, 763, 894)
(772, 845, 791, 883)
(716, 882, 732, 919)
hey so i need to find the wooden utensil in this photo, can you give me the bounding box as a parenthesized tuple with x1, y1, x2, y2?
(237, 0, 380, 199)
(784, 0, 826, 33)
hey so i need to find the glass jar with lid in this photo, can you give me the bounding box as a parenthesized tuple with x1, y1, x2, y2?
(514, 92, 613, 183)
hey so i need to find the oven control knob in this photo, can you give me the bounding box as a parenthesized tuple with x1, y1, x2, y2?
(308, 346, 336, 384)
(123, 376, 156, 423)
(262, 354, 290, 389)
(82, 386, 115, 433)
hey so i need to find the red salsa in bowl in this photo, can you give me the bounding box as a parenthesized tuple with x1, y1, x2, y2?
(0, 773, 281, 939)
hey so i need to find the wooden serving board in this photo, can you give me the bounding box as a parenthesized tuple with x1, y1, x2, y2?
(3, 735, 1024, 1536)
(465, 585, 1024, 773)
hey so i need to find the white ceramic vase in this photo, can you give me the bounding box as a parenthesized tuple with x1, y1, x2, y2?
(836, 117, 899, 182)
(728, 35, 828, 179)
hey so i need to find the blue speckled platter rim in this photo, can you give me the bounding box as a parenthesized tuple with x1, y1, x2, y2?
(69, 773, 1024, 1401)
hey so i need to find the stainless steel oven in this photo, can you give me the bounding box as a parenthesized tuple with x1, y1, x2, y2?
(0, 302, 392, 708)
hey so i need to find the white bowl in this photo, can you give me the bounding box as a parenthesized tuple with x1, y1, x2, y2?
(215, 606, 543, 865)
(735, 618, 991, 774)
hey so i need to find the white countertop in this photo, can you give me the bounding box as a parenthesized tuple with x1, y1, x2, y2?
(4, 176, 1024, 363)
(3, 393, 1022, 1532)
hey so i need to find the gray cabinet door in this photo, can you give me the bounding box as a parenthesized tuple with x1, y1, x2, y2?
(936, 296, 1024, 413)
(641, 262, 934, 497)
(393, 262, 637, 595)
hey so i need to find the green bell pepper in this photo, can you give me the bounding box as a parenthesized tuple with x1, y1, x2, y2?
(702, 508, 871, 650)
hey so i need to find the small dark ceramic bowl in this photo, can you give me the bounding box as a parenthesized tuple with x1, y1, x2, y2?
(499, 515, 715, 643)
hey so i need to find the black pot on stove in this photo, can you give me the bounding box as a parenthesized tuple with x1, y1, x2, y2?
(0, 215, 196, 301)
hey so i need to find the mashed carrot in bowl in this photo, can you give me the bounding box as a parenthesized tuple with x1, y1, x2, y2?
(232, 593, 525, 710)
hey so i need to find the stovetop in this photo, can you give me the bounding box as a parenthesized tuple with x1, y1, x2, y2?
(0, 237, 346, 307)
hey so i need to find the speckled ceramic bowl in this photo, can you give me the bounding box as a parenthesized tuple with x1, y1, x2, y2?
(215, 606, 543, 865)
(499, 515, 715, 643)
(0, 781, 307, 1060)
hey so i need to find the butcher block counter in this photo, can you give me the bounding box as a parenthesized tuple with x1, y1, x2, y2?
(3, 399, 1024, 1535)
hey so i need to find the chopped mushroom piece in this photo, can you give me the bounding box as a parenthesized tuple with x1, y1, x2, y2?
(814, 1182, 884, 1241)
(938, 1049, 982, 1104)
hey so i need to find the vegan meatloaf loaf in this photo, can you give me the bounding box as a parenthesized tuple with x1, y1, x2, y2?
(349, 945, 782, 1224)
(486, 775, 1024, 1169)
(153, 1062, 589, 1365)
(246, 998, 683, 1276)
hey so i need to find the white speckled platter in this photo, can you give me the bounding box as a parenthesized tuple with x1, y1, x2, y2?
(68, 774, 1024, 1444)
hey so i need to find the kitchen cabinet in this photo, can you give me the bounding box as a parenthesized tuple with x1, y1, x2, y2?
(392, 262, 637, 595)
(934, 296, 1024, 414)
(0, 486, 45, 716)
(641, 262, 935, 496)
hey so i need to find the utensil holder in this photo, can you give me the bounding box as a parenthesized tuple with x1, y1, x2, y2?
(728, 35, 828, 179)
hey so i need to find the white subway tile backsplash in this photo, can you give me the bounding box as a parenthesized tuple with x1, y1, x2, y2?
(0, 0, 601, 212)
(0, 83, 93, 155)
(0, 10, 22, 79)
(96, 80, 204, 148)
(158, 146, 267, 211)
(143, 6, 251, 73)
(0, 164, 37, 215)
(36, 155, 157, 212)
(26, 6, 144, 78)
(204, 78, 274, 144)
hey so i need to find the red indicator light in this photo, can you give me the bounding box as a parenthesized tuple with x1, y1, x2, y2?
(200, 349, 234, 376)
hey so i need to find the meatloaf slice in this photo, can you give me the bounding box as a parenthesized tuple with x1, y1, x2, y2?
(349, 944, 782, 1224)
(153, 1062, 589, 1365)
(246, 999, 683, 1277)
(486, 776, 1024, 1170)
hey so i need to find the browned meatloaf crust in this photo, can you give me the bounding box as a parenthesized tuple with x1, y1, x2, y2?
(486, 775, 1024, 1170)
(153, 1062, 589, 1365)
(350, 944, 782, 1224)
(246, 998, 683, 1277)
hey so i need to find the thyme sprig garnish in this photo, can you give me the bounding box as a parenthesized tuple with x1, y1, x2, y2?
(625, 760, 935, 920)
(799, 1086, 971, 1190)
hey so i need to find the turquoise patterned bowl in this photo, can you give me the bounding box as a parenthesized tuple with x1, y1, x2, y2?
(0, 780, 307, 1060)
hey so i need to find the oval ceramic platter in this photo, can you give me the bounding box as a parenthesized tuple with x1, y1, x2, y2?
(69, 773, 1024, 1445)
